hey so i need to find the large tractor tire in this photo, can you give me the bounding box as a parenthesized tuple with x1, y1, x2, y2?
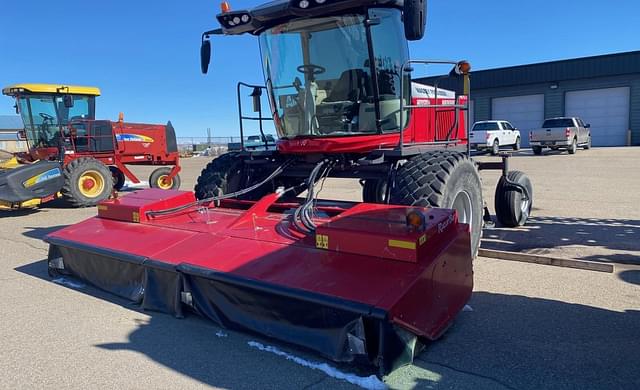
(149, 167, 181, 190)
(390, 151, 483, 257)
(362, 179, 387, 203)
(62, 157, 113, 207)
(194, 152, 273, 201)
(109, 166, 126, 191)
(494, 171, 533, 227)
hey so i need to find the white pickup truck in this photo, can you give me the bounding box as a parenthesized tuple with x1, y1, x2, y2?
(529, 117, 591, 155)
(469, 120, 521, 155)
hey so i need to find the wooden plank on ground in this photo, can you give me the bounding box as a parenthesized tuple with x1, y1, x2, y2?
(478, 248, 614, 273)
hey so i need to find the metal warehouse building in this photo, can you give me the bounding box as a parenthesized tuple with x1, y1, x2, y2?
(419, 50, 640, 147)
(0, 115, 26, 152)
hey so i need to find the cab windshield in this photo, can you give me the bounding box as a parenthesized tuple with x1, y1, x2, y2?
(16, 94, 95, 148)
(258, 8, 409, 138)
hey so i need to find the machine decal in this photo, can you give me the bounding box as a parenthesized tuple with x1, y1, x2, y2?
(116, 133, 155, 143)
(22, 168, 62, 188)
(315, 234, 329, 249)
(437, 213, 456, 233)
(388, 239, 416, 250)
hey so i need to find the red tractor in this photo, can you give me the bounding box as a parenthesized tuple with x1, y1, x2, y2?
(46, 0, 533, 375)
(0, 84, 181, 208)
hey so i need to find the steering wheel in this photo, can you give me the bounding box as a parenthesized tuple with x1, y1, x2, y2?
(297, 64, 326, 77)
(39, 112, 55, 122)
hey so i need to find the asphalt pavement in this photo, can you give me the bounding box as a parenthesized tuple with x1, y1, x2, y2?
(0, 148, 638, 389)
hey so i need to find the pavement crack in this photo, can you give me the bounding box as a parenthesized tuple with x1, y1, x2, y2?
(416, 357, 518, 390)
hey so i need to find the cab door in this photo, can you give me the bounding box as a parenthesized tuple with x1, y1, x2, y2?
(576, 118, 587, 143)
(499, 122, 508, 144)
(505, 121, 517, 144)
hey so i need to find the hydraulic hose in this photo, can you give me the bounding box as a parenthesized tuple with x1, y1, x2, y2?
(145, 160, 291, 217)
(291, 159, 334, 233)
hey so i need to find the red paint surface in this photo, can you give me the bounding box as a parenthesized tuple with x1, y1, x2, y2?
(50, 189, 473, 339)
(277, 96, 468, 154)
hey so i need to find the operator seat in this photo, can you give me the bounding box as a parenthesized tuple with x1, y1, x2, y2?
(324, 69, 371, 102)
(314, 69, 373, 134)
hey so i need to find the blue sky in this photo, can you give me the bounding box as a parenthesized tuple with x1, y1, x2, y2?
(1, 0, 638, 137)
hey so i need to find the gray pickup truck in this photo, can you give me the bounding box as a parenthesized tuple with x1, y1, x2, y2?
(529, 117, 591, 155)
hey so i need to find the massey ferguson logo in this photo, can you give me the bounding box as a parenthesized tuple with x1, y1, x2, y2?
(438, 213, 456, 233)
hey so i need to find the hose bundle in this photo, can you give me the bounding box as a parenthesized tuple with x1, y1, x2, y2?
(291, 159, 333, 234)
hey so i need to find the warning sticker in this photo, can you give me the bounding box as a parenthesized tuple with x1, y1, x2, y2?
(315, 234, 329, 249)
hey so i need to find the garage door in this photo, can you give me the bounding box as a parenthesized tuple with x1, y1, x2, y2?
(492, 94, 544, 148)
(565, 87, 630, 146)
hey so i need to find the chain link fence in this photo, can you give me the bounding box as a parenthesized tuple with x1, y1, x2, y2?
(177, 136, 277, 157)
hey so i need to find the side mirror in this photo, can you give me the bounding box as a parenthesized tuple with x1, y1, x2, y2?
(14, 104, 19, 114)
(17, 130, 26, 140)
(63, 95, 74, 108)
(201, 39, 211, 74)
(585, 123, 591, 128)
(250, 87, 262, 113)
(404, 0, 427, 41)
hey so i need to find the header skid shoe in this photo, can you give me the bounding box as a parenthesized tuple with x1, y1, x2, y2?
(45, 189, 473, 375)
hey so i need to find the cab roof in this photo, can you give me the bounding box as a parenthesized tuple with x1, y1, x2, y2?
(213, 0, 401, 35)
(2, 83, 101, 96)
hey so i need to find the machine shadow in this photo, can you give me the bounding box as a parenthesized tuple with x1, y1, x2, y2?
(13, 258, 366, 389)
(618, 269, 640, 286)
(406, 292, 640, 390)
(14, 258, 640, 390)
(22, 225, 70, 240)
(482, 216, 640, 264)
(0, 208, 39, 218)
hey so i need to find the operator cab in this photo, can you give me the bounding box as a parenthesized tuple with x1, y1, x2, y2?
(2, 84, 113, 158)
(202, 0, 427, 141)
(259, 9, 409, 138)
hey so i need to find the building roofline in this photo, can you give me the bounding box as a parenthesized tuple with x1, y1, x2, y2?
(418, 50, 640, 90)
(472, 50, 640, 74)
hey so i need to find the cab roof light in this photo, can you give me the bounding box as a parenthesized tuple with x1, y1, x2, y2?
(224, 12, 251, 27)
(221, 1, 231, 13)
(294, 0, 330, 9)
